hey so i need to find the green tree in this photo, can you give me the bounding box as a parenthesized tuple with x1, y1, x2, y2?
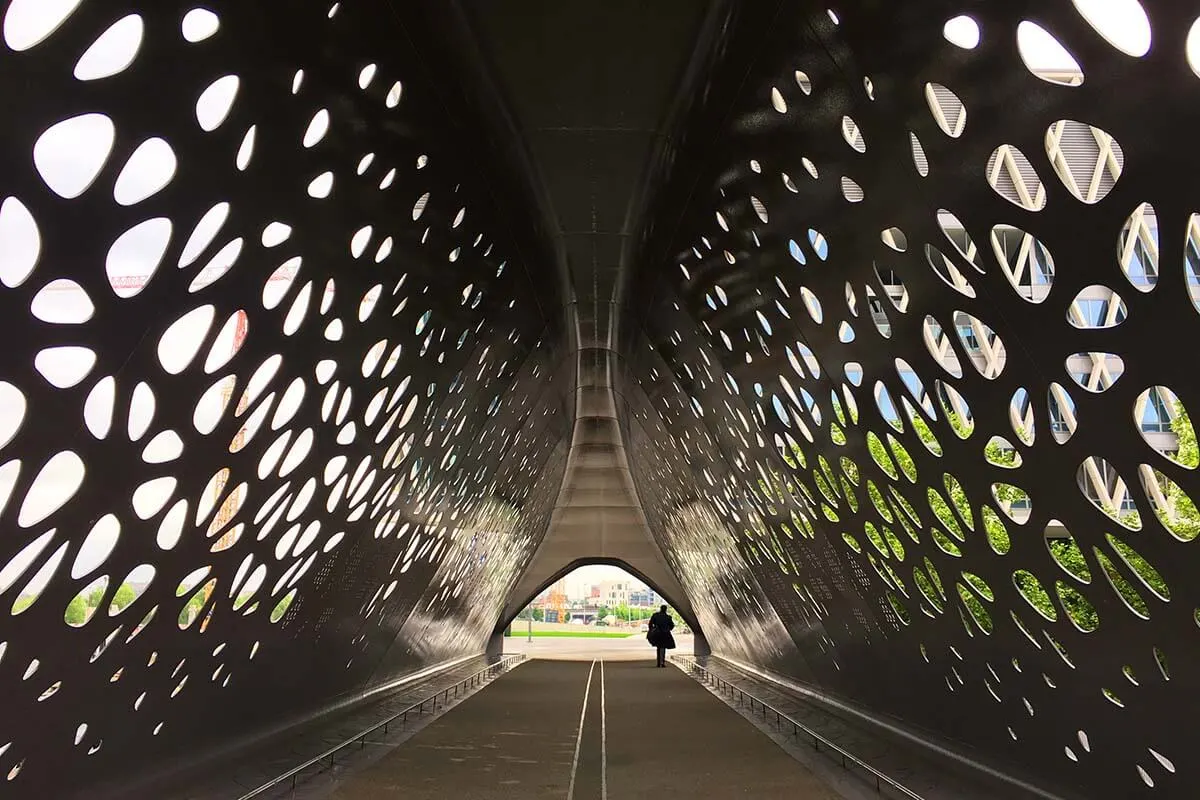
(531, 608, 544, 622)
(64, 594, 89, 626)
(109, 583, 137, 614)
(1164, 404, 1200, 540)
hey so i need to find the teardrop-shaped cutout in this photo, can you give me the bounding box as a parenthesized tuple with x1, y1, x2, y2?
(986, 146, 1045, 211)
(1069, 286, 1127, 328)
(114, 138, 176, 205)
(1095, 548, 1149, 619)
(72, 515, 121, 579)
(1070, 0, 1150, 58)
(11, 542, 68, 615)
(302, 109, 330, 148)
(937, 210, 984, 273)
(985, 436, 1021, 468)
(127, 381, 155, 441)
(1118, 202, 1157, 291)
(1056, 580, 1099, 632)
(204, 311, 247, 374)
(107, 217, 171, 298)
(65, 575, 107, 627)
(4, 0, 85, 51)
(18, 451, 85, 527)
(34, 114, 115, 199)
(74, 14, 143, 80)
(1013, 570, 1057, 621)
(307, 172, 333, 199)
(1016, 21, 1083, 85)
(1066, 353, 1124, 393)
(943, 15, 980, 49)
(925, 83, 966, 138)
(270, 588, 297, 622)
(910, 132, 929, 177)
(841, 116, 865, 152)
(385, 81, 403, 108)
(1046, 523, 1091, 582)
(1047, 383, 1073, 444)
(132, 477, 176, 520)
(990, 224, 1054, 302)
(109, 564, 153, 616)
(1046, 120, 1124, 204)
(142, 429, 184, 464)
(31, 279, 93, 324)
(881, 227, 907, 252)
(35, 346, 96, 388)
(1135, 387, 1195, 467)
(189, 237, 243, 293)
(181, 8, 219, 42)
(84, 376, 116, 439)
(1106, 532, 1168, 601)
(158, 305, 215, 374)
(0, 383, 26, 451)
(925, 245, 975, 297)
(156, 499, 188, 550)
(1140, 465, 1200, 542)
(196, 75, 239, 132)
(0, 530, 56, 596)
(0, 197, 41, 288)
(179, 203, 230, 268)
(923, 316, 963, 379)
(770, 86, 787, 114)
(193, 375, 234, 436)
(1077, 456, 1139, 527)
(841, 176, 864, 202)
(954, 311, 1005, 379)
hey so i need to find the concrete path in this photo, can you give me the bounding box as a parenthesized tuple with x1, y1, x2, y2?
(324, 658, 840, 799)
(503, 632, 692, 661)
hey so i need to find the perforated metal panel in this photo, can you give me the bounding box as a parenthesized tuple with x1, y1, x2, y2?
(0, 2, 566, 796)
(3, 1, 1198, 798)
(622, 2, 1200, 797)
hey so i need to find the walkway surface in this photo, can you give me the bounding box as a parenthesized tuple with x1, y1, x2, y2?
(323, 658, 840, 799)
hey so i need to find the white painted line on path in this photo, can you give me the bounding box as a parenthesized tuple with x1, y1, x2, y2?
(566, 659, 597, 800)
(600, 660, 608, 800)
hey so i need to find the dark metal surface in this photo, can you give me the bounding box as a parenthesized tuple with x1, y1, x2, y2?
(0, 2, 567, 796)
(621, 2, 1200, 798)
(1, 1, 1197, 798)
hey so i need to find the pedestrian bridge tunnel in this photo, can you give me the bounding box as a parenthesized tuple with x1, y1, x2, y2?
(0, 1, 1197, 797)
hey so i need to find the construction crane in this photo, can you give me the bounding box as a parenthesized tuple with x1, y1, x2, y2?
(544, 578, 569, 624)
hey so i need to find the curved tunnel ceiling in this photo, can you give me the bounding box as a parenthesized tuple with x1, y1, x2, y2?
(452, 0, 725, 630)
(1, 2, 1198, 799)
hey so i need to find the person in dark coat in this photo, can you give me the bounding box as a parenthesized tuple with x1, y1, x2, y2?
(647, 605, 676, 667)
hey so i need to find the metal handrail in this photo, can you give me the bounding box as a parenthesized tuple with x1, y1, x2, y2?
(237, 654, 526, 800)
(672, 655, 922, 799)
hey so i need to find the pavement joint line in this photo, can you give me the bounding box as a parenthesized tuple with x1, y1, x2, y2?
(600, 660, 607, 800)
(567, 659, 597, 800)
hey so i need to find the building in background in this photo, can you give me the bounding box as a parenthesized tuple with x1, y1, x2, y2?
(597, 579, 631, 607)
(629, 588, 659, 607)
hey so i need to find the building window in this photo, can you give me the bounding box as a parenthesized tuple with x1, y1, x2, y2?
(1141, 388, 1173, 433)
(1073, 298, 1125, 327)
(1125, 235, 1158, 288)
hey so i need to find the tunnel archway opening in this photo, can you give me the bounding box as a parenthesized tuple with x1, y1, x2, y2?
(495, 557, 702, 637)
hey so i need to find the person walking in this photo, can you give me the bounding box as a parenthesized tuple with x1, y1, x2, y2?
(647, 605, 676, 667)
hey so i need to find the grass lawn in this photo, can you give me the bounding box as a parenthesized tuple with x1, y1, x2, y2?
(504, 630, 635, 638)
